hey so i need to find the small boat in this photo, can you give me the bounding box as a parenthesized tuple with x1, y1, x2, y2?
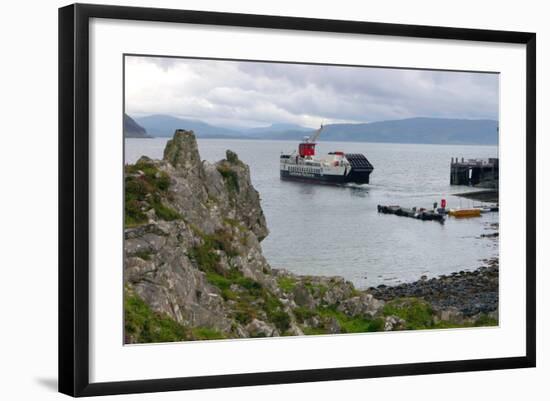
(377, 205, 445, 222)
(448, 208, 481, 218)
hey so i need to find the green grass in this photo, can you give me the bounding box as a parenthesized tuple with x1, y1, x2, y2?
(383, 298, 433, 330)
(317, 307, 366, 333)
(189, 327, 226, 341)
(233, 301, 259, 325)
(303, 306, 384, 334)
(262, 293, 290, 332)
(473, 314, 498, 327)
(189, 242, 222, 275)
(150, 199, 182, 221)
(277, 276, 297, 293)
(302, 327, 328, 335)
(293, 307, 316, 323)
(432, 314, 498, 329)
(124, 291, 188, 343)
(366, 318, 386, 332)
(125, 290, 227, 343)
(303, 280, 328, 298)
(206, 268, 290, 332)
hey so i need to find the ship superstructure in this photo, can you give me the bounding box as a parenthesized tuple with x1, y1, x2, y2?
(279, 125, 374, 184)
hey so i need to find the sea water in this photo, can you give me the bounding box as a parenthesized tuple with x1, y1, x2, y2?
(126, 138, 499, 288)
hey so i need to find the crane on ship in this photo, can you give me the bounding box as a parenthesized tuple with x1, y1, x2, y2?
(298, 125, 324, 159)
(306, 124, 324, 143)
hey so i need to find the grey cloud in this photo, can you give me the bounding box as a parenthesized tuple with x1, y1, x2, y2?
(125, 56, 498, 127)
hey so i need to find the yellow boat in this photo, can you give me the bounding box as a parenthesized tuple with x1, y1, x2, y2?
(449, 208, 481, 218)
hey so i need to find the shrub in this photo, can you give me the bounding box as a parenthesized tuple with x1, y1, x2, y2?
(293, 307, 316, 323)
(367, 318, 385, 332)
(125, 199, 147, 227)
(262, 293, 290, 332)
(234, 302, 258, 325)
(270, 310, 291, 333)
(124, 161, 180, 227)
(217, 165, 240, 193)
(208, 229, 239, 257)
(188, 242, 222, 275)
(226, 150, 241, 164)
(133, 250, 152, 260)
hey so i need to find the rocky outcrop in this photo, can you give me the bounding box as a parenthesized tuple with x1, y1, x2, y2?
(124, 130, 498, 344)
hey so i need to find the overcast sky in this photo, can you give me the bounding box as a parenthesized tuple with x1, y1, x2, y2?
(125, 56, 499, 129)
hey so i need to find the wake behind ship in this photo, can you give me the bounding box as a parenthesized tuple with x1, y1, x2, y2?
(280, 125, 374, 184)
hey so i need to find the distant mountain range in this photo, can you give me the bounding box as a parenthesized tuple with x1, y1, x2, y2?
(129, 114, 498, 145)
(135, 114, 243, 138)
(124, 114, 150, 138)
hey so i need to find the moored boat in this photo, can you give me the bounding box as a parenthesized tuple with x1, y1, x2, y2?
(448, 208, 482, 218)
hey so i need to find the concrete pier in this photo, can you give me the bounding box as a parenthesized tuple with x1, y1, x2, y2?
(450, 157, 498, 188)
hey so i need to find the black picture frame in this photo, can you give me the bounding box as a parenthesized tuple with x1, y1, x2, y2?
(59, 3, 536, 397)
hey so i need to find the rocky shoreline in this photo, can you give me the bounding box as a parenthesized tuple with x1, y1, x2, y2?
(124, 130, 498, 343)
(455, 189, 499, 203)
(368, 258, 499, 321)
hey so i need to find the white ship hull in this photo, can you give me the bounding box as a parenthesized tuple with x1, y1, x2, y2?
(280, 153, 373, 184)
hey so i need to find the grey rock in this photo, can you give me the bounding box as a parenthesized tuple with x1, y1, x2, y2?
(123, 130, 390, 342)
(246, 319, 279, 337)
(384, 316, 406, 331)
(337, 293, 385, 318)
(293, 284, 316, 309)
(287, 322, 305, 336)
(324, 317, 341, 334)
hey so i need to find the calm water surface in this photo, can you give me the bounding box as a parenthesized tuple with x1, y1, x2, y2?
(126, 138, 499, 288)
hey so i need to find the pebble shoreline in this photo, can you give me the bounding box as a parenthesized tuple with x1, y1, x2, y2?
(367, 258, 499, 317)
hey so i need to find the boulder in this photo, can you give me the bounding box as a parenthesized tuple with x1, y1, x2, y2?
(292, 284, 317, 309)
(245, 319, 279, 337)
(384, 316, 406, 331)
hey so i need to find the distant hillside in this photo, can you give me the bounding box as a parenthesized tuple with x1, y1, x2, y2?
(136, 114, 243, 138)
(321, 118, 498, 145)
(261, 118, 498, 145)
(124, 114, 150, 138)
(132, 114, 498, 145)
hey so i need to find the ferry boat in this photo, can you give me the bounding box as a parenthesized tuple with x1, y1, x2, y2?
(279, 125, 374, 184)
